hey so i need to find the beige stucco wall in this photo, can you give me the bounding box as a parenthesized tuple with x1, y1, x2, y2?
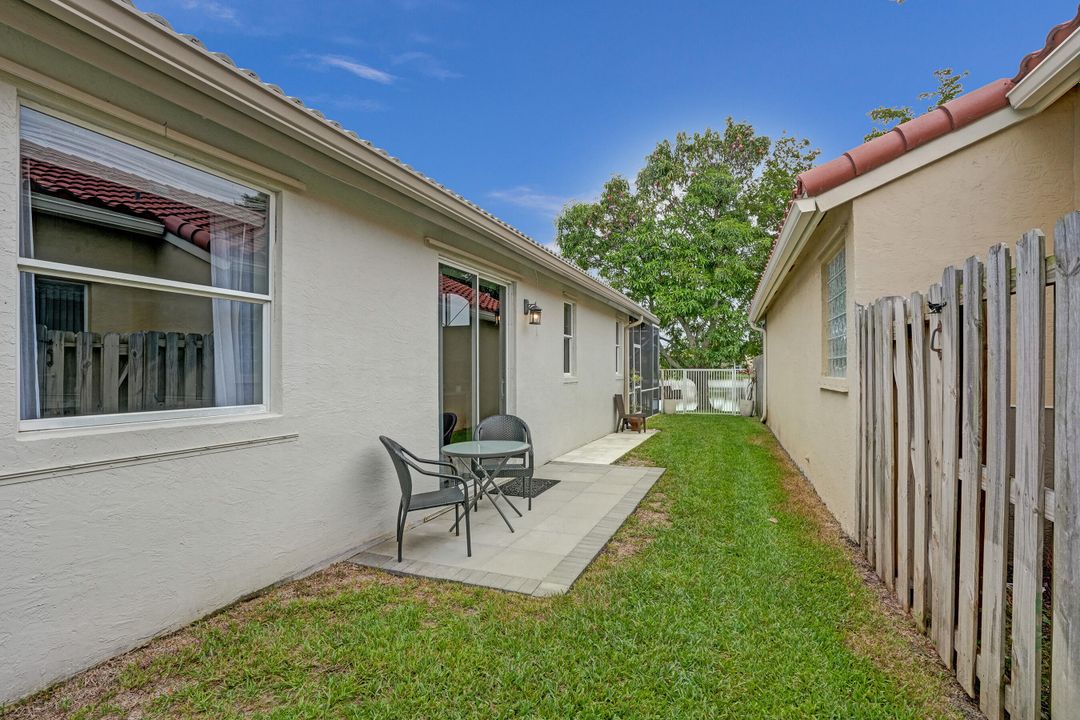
(852, 88, 1079, 303)
(765, 206, 858, 532)
(764, 88, 1080, 537)
(0, 20, 632, 704)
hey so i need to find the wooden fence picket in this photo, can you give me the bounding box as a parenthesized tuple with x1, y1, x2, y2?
(1011, 229, 1046, 720)
(927, 282, 946, 654)
(979, 243, 1011, 719)
(893, 297, 913, 609)
(910, 292, 931, 630)
(101, 333, 120, 415)
(1053, 212, 1080, 717)
(936, 268, 962, 667)
(955, 255, 985, 695)
(867, 305, 877, 565)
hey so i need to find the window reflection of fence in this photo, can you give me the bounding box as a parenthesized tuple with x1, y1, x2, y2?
(35, 325, 215, 417)
(660, 368, 749, 415)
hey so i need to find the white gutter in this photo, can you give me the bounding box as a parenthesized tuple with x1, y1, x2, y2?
(749, 198, 822, 322)
(13, 0, 658, 325)
(1008, 24, 1080, 112)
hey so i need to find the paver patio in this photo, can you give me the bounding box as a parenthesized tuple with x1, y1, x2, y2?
(350, 457, 665, 596)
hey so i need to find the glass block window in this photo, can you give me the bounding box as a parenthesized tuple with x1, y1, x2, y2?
(824, 248, 847, 377)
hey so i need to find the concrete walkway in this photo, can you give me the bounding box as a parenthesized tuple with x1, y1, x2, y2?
(350, 456, 664, 596)
(552, 429, 659, 465)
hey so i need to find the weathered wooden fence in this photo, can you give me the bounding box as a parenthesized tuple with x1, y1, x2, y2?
(856, 211, 1080, 719)
(35, 326, 215, 417)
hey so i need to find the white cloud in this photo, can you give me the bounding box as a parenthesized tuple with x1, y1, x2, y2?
(305, 94, 387, 113)
(177, 0, 237, 23)
(487, 186, 572, 215)
(316, 55, 396, 85)
(391, 51, 460, 80)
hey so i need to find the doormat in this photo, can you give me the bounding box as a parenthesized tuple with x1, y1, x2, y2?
(498, 477, 560, 498)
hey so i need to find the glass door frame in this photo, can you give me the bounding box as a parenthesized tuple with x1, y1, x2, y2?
(437, 258, 515, 446)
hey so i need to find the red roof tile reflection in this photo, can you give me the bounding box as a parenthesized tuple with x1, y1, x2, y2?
(22, 141, 265, 251)
(440, 275, 501, 313)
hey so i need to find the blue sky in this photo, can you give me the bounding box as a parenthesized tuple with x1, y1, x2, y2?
(136, 0, 1071, 244)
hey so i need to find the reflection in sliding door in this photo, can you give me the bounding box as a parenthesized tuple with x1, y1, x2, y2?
(439, 265, 475, 443)
(438, 265, 507, 445)
(477, 277, 506, 423)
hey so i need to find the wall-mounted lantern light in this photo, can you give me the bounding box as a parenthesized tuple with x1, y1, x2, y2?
(523, 299, 543, 325)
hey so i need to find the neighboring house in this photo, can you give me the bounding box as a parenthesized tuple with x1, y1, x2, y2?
(0, 0, 659, 703)
(750, 6, 1080, 535)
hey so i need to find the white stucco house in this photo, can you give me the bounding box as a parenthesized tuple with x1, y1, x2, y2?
(0, 0, 660, 703)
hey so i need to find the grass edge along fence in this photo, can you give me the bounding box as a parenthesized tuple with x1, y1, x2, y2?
(856, 210, 1080, 719)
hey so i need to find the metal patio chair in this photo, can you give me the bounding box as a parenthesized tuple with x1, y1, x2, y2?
(441, 412, 458, 447)
(474, 414, 536, 510)
(615, 394, 647, 433)
(380, 436, 471, 562)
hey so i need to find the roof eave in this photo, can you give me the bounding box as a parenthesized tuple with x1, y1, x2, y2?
(1009, 24, 1080, 112)
(749, 198, 822, 322)
(16, 0, 657, 324)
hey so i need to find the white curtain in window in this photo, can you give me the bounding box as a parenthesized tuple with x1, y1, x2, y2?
(211, 223, 261, 406)
(19, 178, 40, 420)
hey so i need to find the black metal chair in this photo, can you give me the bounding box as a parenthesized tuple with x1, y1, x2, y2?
(441, 412, 458, 447)
(475, 414, 536, 510)
(380, 436, 471, 562)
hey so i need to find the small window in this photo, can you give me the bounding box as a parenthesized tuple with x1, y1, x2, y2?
(18, 107, 271, 424)
(615, 320, 623, 375)
(824, 248, 847, 377)
(563, 302, 575, 376)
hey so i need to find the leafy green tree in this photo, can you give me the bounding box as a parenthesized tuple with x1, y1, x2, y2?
(865, 68, 969, 141)
(555, 120, 817, 368)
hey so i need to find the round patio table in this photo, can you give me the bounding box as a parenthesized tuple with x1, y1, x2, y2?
(442, 440, 529, 532)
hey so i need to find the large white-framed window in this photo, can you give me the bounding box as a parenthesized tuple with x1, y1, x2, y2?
(824, 247, 847, 378)
(17, 106, 273, 429)
(615, 320, 623, 376)
(562, 301, 576, 376)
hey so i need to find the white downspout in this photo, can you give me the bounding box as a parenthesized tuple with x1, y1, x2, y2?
(749, 318, 767, 423)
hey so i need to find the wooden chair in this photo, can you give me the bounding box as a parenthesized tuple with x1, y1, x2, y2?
(614, 394, 646, 433)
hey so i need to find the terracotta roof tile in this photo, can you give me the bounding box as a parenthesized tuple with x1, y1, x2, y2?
(756, 5, 1080, 313)
(795, 6, 1080, 200)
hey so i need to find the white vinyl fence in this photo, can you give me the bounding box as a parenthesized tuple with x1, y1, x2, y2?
(659, 368, 750, 415)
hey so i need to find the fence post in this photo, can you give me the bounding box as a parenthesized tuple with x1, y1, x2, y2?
(1011, 229, 1046, 720)
(979, 244, 1011, 719)
(1053, 213, 1080, 717)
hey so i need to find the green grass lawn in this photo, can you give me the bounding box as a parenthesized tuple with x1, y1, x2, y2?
(8, 415, 966, 719)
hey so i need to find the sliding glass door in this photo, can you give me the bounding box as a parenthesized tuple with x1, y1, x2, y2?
(438, 263, 506, 444)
